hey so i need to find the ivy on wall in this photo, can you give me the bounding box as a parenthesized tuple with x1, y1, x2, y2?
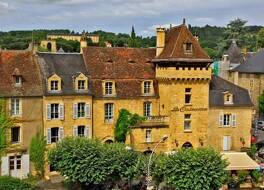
(29, 133, 46, 178)
(114, 109, 145, 143)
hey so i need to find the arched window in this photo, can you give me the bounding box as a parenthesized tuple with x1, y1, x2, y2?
(104, 139, 113, 144)
(47, 42, 52, 51)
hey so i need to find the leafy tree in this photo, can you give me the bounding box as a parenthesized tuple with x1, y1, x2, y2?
(114, 109, 145, 142)
(29, 133, 46, 178)
(259, 91, 264, 117)
(162, 148, 228, 190)
(257, 28, 264, 48)
(225, 18, 247, 48)
(0, 99, 13, 155)
(48, 138, 140, 189)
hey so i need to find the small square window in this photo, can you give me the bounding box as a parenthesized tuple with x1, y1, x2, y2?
(15, 76, 22, 86)
(185, 43, 192, 53)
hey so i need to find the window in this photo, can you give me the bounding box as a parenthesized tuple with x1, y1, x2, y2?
(223, 136, 231, 151)
(11, 127, 20, 144)
(223, 114, 231, 126)
(224, 94, 233, 104)
(51, 104, 59, 119)
(51, 127, 59, 143)
(77, 103, 85, 118)
(50, 80, 59, 91)
(11, 98, 20, 116)
(77, 126, 85, 137)
(15, 76, 22, 86)
(184, 114, 191, 131)
(185, 88, 192, 104)
(144, 81, 151, 94)
(143, 102, 152, 117)
(78, 80, 85, 90)
(9, 155, 21, 170)
(105, 82, 113, 95)
(105, 103, 114, 122)
(184, 43, 192, 53)
(146, 130, 151, 143)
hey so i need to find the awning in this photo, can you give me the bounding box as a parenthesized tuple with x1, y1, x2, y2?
(221, 152, 259, 170)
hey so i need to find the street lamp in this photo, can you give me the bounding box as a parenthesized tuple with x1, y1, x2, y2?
(146, 135, 168, 190)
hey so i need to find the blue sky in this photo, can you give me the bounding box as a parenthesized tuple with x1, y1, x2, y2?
(0, 0, 263, 36)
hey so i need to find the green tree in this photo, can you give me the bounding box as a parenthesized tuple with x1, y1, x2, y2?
(225, 18, 247, 48)
(259, 91, 264, 116)
(48, 138, 140, 189)
(162, 148, 228, 190)
(29, 133, 46, 178)
(128, 26, 138, 47)
(114, 109, 145, 143)
(257, 28, 264, 48)
(0, 99, 13, 155)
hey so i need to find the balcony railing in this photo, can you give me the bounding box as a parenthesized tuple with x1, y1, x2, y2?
(138, 116, 169, 127)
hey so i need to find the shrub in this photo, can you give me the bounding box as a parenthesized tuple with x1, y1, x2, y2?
(0, 176, 33, 190)
(237, 170, 249, 184)
(252, 170, 262, 183)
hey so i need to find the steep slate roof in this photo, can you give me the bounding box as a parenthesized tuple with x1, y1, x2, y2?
(232, 49, 264, 74)
(227, 40, 243, 64)
(209, 75, 253, 107)
(82, 47, 158, 98)
(37, 52, 90, 96)
(153, 24, 211, 63)
(0, 50, 43, 97)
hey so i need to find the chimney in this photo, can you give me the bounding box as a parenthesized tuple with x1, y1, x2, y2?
(183, 18, 186, 25)
(156, 27, 166, 56)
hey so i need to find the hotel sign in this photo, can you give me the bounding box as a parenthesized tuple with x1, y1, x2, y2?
(172, 106, 208, 112)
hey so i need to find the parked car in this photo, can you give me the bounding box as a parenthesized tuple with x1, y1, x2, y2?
(256, 121, 264, 130)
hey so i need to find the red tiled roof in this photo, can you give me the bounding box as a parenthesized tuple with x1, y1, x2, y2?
(154, 24, 211, 62)
(82, 47, 158, 98)
(0, 51, 43, 97)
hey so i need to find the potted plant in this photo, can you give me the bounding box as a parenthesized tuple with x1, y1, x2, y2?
(252, 170, 263, 187)
(238, 170, 252, 188)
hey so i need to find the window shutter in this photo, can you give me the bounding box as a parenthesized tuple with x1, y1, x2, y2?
(232, 114, 237, 127)
(85, 103, 91, 118)
(59, 104, 64, 120)
(59, 127, 64, 140)
(19, 99, 22, 116)
(47, 104, 51, 120)
(227, 136, 231, 150)
(84, 126, 89, 138)
(219, 115, 223, 126)
(47, 128, 51, 144)
(22, 154, 30, 179)
(73, 103, 77, 119)
(223, 136, 231, 151)
(73, 126, 78, 137)
(1, 156, 9, 176)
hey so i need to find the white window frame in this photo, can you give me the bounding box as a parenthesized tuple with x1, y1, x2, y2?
(50, 103, 59, 119)
(104, 103, 114, 123)
(105, 82, 113, 95)
(77, 80, 85, 90)
(15, 76, 22, 86)
(223, 114, 231, 126)
(143, 102, 152, 117)
(143, 81, 151, 95)
(77, 103, 86, 118)
(145, 130, 151, 143)
(11, 98, 21, 117)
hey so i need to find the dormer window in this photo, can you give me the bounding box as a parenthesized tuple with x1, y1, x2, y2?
(105, 82, 113, 95)
(184, 43, 193, 53)
(78, 80, 85, 90)
(142, 80, 154, 96)
(15, 76, 22, 86)
(51, 80, 59, 91)
(224, 92, 233, 105)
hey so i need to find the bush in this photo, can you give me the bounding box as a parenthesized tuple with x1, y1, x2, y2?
(252, 170, 262, 183)
(0, 176, 33, 190)
(237, 170, 249, 184)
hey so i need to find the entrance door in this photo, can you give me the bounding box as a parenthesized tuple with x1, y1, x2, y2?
(9, 155, 21, 178)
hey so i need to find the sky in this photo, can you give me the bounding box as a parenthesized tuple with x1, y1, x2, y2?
(0, 0, 263, 36)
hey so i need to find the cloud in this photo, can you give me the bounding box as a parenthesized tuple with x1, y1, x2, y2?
(0, 1, 10, 15)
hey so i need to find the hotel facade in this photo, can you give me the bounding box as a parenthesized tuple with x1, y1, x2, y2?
(0, 23, 253, 178)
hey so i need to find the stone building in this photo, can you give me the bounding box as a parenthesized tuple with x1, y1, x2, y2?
(0, 50, 43, 179)
(0, 23, 254, 178)
(229, 49, 264, 118)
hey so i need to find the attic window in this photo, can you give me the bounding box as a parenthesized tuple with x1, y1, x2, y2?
(106, 58, 113, 63)
(224, 93, 233, 105)
(184, 43, 193, 53)
(128, 58, 134, 63)
(14, 76, 22, 86)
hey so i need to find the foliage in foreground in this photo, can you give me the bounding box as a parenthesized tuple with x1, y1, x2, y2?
(0, 176, 33, 190)
(29, 133, 46, 178)
(48, 138, 228, 190)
